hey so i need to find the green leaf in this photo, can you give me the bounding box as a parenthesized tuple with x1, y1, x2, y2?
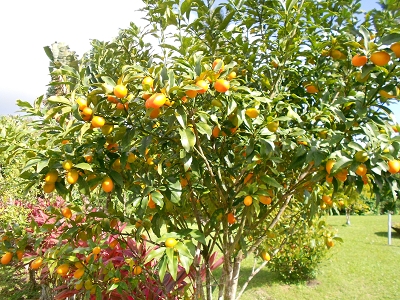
(109, 170, 124, 187)
(101, 76, 116, 87)
(74, 163, 93, 172)
(150, 190, 164, 208)
(47, 96, 71, 106)
(196, 122, 212, 138)
(359, 26, 370, 51)
(158, 256, 168, 282)
(260, 175, 282, 188)
(218, 11, 235, 31)
(36, 159, 50, 173)
(175, 106, 187, 128)
(175, 241, 193, 259)
(167, 179, 182, 204)
(87, 211, 108, 218)
(348, 142, 363, 151)
(331, 156, 352, 174)
(179, 128, 196, 152)
(144, 247, 166, 264)
(189, 230, 207, 245)
(43, 46, 54, 61)
(381, 33, 400, 46)
(79, 123, 91, 143)
(166, 248, 178, 281)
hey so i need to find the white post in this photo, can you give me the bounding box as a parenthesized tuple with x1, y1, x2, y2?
(388, 213, 392, 246)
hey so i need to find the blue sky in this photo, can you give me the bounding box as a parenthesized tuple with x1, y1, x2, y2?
(0, 0, 398, 123)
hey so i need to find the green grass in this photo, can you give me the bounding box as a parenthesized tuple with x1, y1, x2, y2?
(237, 215, 400, 300)
(0, 266, 40, 300)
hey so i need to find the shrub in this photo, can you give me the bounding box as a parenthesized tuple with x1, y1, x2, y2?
(269, 218, 341, 282)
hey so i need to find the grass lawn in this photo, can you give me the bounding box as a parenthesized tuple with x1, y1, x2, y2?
(237, 215, 400, 300)
(1, 215, 399, 299)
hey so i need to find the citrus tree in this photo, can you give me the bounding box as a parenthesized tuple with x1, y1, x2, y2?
(11, 0, 400, 299)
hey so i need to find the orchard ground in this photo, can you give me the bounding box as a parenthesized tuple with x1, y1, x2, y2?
(1, 215, 399, 300)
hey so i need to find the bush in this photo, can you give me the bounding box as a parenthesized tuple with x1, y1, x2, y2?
(269, 218, 340, 282)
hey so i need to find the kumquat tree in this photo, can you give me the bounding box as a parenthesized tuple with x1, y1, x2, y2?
(2, 0, 400, 299)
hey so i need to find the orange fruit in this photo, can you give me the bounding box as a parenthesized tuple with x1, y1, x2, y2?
(326, 238, 334, 248)
(325, 160, 335, 174)
(370, 51, 390, 66)
(148, 194, 156, 209)
(62, 160, 73, 170)
(149, 108, 160, 119)
(110, 219, 118, 229)
(267, 121, 279, 132)
(142, 76, 154, 88)
(245, 108, 259, 118)
(61, 139, 69, 145)
(1, 252, 12, 265)
(145, 93, 166, 109)
(43, 183, 55, 193)
(133, 265, 142, 275)
(335, 169, 348, 182)
(165, 238, 178, 248)
(81, 107, 93, 121)
(16, 250, 24, 261)
(84, 155, 93, 163)
(212, 58, 225, 73)
(243, 173, 253, 184)
(355, 164, 367, 176)
(355, 151, 369, 162)
(114, 85, 128, 98)
(212, 126, 220, 138)
(116, 102, 129, 110)
(92, 246, 101, 255)
(185, 89, 198, 98)
(91, 116, 105, 128)
(261, 250, 270, 261)
(351, 54, 367, 67)
(66, 169, 79, 184)
(227, 212, 236, 224)
(214, 79, 230, 93)
(390, 42, 400, 58)
(388, 160, 400, 174)
(326, 175, 333, 184)
(76, 98, 87, 110)
(243, 195, 253, 206)
(259, 195, 272, 205)
(107, 143, 119, 153)
(109, 240, 119, 249)
(73, 268, 85, 279)
(142, 93, 152, 100)
(45, 170, 58, 183)
(196, 80, 209, 94)
(127, 152, 137, 163)
(102, 176, 114, 193)
(322, 195, 331, 204)
(306, 85, 318, 93)
(75, 261, 84, 269)
(31, 257, 43, 270)
(61, 207, 72, 219)
(330, 49, 346, 60)
(227, 71, 237, 80)
(56, 264, 70, 276)
(107, 95, 119, 103)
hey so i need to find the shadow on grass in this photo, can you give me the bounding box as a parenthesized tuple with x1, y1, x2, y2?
(374, 231, 400, 238)
(0, 266, 40, 300)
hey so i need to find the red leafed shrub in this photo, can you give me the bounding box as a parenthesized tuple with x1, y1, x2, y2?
(1, 197, 223, 299)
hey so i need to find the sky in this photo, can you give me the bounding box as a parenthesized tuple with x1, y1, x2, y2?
(0, 0, 398, 122)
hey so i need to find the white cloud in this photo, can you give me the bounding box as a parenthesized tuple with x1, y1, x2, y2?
(0, 0, 146, 115)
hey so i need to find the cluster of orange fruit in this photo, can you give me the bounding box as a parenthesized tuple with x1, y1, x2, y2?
(306, 42, 400, 95)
